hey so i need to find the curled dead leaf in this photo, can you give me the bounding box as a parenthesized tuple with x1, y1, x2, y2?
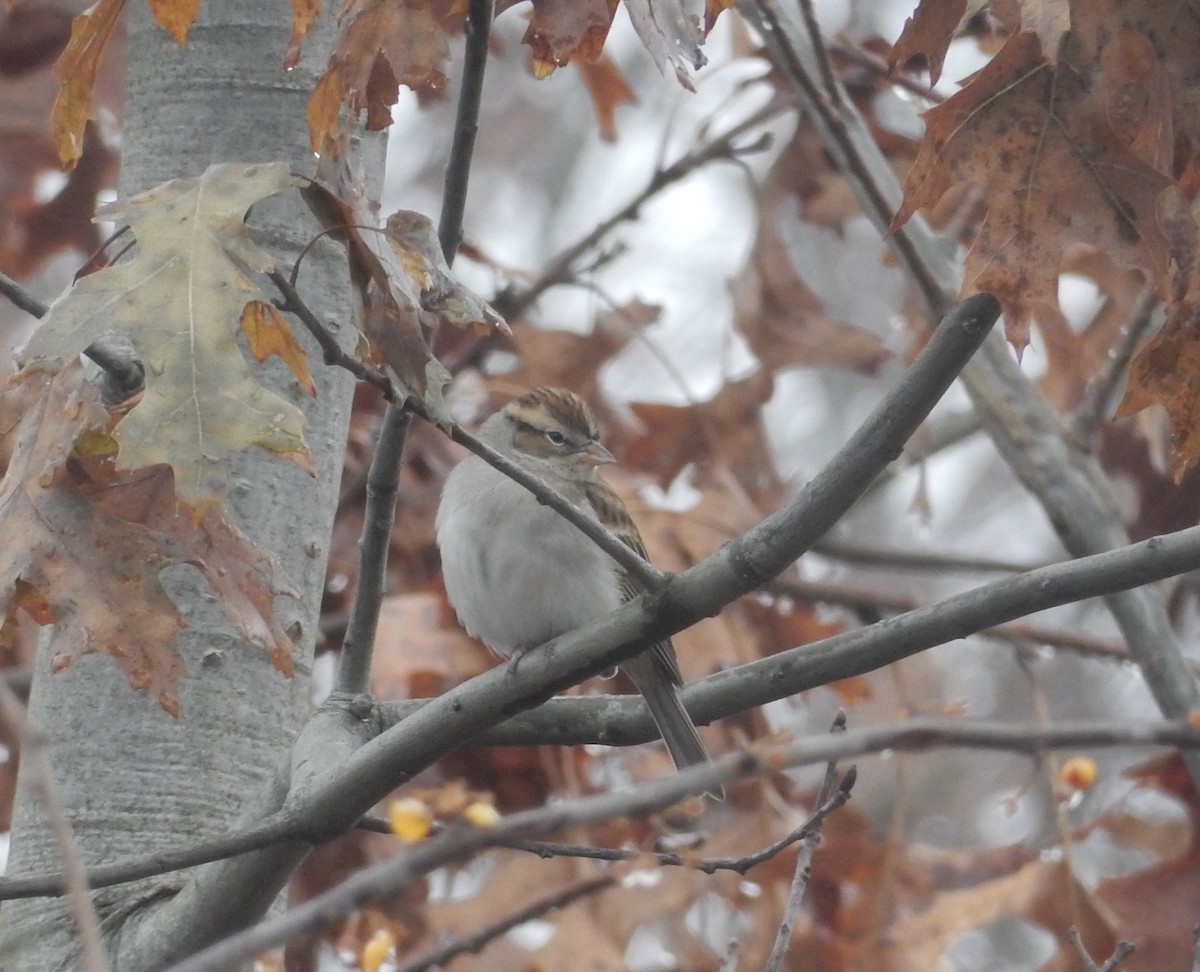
(384, 211, 510, 336)
(0, 363, 300, 715)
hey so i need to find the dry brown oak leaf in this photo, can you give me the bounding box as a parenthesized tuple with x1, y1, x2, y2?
(0, 364, 298, 716)
(893, 27, 1173, 350)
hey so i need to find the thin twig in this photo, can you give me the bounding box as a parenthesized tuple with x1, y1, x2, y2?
(811, 540, 1040, 575)
(767, 576, 1179, 671)
(336, 0, 493, 692)
(0, 268, 49, 318)
(765, 712, 849, 972)
(356, 767, 851, 871)
(491, 102, 781, 321)
(437, 0, 493, 263)
(978, 620, 1183, 668)
(0, 681, 110, 972)
(864, 407, 983, 497)
(0, 271, 143, 395)
(1069, 286, 1160, 444)
(0, 814, 299, 901)
(269, 268, 393, 397)
(335, 404, 411, 694)
(797, 0, 842, 110)
(154, 718, 1200, 972)
(827, 40, 944, 103)
(1068, 928, 1135, 972)
(502, 776, 852, 875)
(393, 875, 613, 972)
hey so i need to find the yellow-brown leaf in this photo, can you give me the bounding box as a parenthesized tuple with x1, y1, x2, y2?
(0, 364, 302, 713)
(147, 0, 200, 45)
(307, 0, 462, 150)
(576, 56, 635, 142)
(284, 0, 323, 69)
(51, 0, 126, 168)
(21, 162, 309, 505)
(241, 299, 317, 397)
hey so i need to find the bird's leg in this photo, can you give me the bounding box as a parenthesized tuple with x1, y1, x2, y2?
(507, 642, 534, 676)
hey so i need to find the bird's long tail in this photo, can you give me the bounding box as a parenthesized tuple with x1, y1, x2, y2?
(622, 649, 722, 799)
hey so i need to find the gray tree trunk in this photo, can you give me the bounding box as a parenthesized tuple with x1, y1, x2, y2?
(0, 4, 376, 968)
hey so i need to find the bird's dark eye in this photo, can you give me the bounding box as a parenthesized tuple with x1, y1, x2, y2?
(544, 429, 567, 446)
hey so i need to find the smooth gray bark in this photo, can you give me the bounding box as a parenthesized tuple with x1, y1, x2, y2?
(0, 4, 375, 969)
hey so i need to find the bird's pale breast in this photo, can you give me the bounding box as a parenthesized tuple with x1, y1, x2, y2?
(436, 457, 622, 654)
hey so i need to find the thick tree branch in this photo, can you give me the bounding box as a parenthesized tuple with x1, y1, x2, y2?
(158, 717, 1200, 972)
(292, 294, 999, 824)
(380, 519, 1200, 748)
(6, 711, 1196, 905)
(739, 0, 1200, 784)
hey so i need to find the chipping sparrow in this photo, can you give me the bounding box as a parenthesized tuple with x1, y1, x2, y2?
(435, 386, 713, 778)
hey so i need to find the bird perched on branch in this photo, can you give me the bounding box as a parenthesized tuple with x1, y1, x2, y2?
(435, 386, 715, 785)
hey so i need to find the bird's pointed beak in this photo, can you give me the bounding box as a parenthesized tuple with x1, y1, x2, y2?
(580, 441, 616, 465)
